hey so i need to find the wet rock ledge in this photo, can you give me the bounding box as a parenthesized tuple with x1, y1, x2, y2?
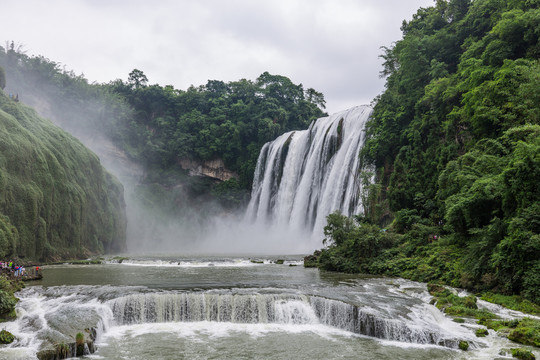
(37, 328, 96, 360)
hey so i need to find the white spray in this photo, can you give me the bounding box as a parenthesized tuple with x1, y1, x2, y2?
(245, 106, 372, 247)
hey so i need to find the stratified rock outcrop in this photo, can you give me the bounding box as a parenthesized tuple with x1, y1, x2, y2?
(179, 158, 238, 181)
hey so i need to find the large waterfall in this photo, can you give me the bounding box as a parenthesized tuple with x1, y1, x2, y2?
(246, 106, 371, 236)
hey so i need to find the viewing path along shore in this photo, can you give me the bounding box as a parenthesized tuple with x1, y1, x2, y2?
(0, 266, 42, 281)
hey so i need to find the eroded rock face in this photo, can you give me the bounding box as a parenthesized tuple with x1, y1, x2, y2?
(179, 158, 238, 181)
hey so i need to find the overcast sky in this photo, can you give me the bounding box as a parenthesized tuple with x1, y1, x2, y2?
(1, 0, 434, 114)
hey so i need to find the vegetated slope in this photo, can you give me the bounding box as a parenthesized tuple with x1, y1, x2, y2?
(0, 88, 126, 261)
(105, 71, 327, 190)
(314, 0, 539, 302)
(0, 45, 327, 210)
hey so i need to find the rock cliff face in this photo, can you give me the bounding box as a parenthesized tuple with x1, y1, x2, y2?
(0, 91, 126, 261)
(179, 158, 238, 181)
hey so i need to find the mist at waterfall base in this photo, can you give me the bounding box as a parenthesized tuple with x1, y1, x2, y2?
(125, 209, 313, 255)
(6, 69, 371, 254)
(125, 105, 373, 255)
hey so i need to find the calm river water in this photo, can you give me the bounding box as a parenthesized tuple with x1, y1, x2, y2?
(0, 255, 537, 359)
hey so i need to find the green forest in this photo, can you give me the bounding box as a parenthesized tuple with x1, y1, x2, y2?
(0, 46, 326, 209)
(312, 0, 540, 304)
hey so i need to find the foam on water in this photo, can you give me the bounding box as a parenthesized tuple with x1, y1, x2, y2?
(99, 320, 355, 342)
(1, 285, 477, 355)
(477, 299, 540, 320)
(3, 264, 539, 359)
(105, 257, 305, 268)
(113, 259, 259, 268)
(0, 286, 115, 360)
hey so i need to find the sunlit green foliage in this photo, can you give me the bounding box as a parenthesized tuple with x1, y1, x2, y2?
(427, 283, 497, 319)
(511, 348, 536, 360)
(480, 292, 540, 314)
(318, 212, 400, 273)
(508, 318, 540, 347)
(480, 316, 540, 348)
(439, 126, 540, 297)
(475, 328, 489, 337)
(363, 0, 540, 216)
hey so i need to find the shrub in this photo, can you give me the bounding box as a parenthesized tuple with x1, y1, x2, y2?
(508, 318, 540, 347)
(511, 348, 536, 360)
(392, 209, 422, 233)
(464, 295, 478, 309)
(478, 318, 519, 331)
(76, 332, 85, 356)
(475, 328, 489, 337)
(75, 332, 84, 345)
(0, 329, 14, 344)
(0, 290, 16, 316)
(0, 66, 5, 90)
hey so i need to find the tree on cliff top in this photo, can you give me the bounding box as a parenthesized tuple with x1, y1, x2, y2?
(0, 66, 5, 90)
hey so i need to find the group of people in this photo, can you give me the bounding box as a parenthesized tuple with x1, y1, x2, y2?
(7, 93, 19, 102)
(0, 261, 28, 278)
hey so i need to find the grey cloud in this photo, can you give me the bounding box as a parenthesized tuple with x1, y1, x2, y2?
(1, 0, 433, 114)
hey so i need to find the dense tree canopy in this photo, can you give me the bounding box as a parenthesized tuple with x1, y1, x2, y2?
(316, 0, 540, 302)
(106, 71, 326, 187)
(365, 0, 539, 214)
(0, 46, 326, 208)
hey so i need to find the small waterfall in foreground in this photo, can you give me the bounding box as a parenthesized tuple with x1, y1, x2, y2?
(245, 106, 371, 237)
(7, 278, 502, 358)
(109, 293, 315, 325)
(107, 292, 467, 348)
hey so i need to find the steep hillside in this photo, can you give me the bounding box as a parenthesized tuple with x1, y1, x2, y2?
(312, 0, 539, 302)
(0, 89, 126, 261)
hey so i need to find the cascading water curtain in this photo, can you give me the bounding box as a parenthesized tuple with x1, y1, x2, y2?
(246, 105, 372, 237)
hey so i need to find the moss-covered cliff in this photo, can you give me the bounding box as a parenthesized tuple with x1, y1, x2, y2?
(0, 90, 126, 261)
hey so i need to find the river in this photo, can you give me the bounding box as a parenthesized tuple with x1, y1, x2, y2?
(0, 255, 537, 359)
